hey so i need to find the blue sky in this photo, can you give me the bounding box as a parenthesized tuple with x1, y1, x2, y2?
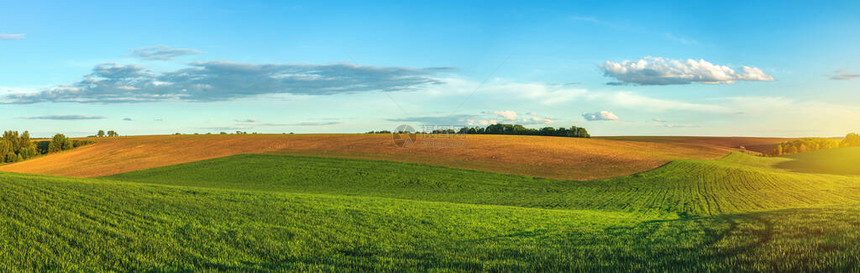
(1, 0, 858, 137)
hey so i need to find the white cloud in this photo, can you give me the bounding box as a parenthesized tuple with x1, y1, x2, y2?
(485, 110, 517, 121)
(664, 33, 698, 45)
(601, 57, 774, 85)
(478, 120, 498, 126)
(0, 33, 25, 40)
(5, 62, 446, 104)
(521, 117, 554, 125)
(132, 46, 202, 61)
(582, 111, 619, 121)
(830, 69, 860, 80)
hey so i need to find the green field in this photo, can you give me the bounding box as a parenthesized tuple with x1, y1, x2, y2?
(106, 152, 860, 217)
(1, 149, 859, 271)
(775, 147, 860, 175)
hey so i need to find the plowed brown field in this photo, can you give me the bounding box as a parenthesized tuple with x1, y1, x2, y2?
(0, 134, 791, 180)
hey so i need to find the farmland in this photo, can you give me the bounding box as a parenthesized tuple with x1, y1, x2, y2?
(0, 143, 859, 271)
(106, 152, 860, 217)
(0, 134, 789, 180)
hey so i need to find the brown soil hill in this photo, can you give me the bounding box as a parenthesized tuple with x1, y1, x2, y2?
(0, 134, 789, 180)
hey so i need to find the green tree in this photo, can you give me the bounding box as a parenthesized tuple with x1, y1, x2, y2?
(107, 130, 118, 137)
(842, 133, 860, 147)
(97, 130, 106, 137)
(4, 152, 17, 163)
(48, 134, 68, 153)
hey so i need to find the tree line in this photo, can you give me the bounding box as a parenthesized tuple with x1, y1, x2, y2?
(769, 132, 860, 156)
(0, 131, 94, 164)
(369, 124, 591, 138)
(460, 124, 591, 138)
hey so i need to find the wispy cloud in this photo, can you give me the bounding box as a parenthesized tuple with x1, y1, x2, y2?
(664, 33, 698, 45)
(651, 118, 698, 128)
(601, 57, 774, 85)
(235, 118, 259, 123)
(520, 116, 554, 125)
(484, 110, 517, 121)
(568, 16, 601, 24)
(591, 91, 729, 112)
(199, 126, 254, 131)
(830, 69, 860, 80)
(21, 115, 105, 120)
(390, 111, 556, 127)
(387, 114, 479, 125)
(281, 121, 342, 126)
(132, 46, 202, 61)
(582, 111, 619, 121)
(4, 62, 446, 104)
(0, 33, 25, 40)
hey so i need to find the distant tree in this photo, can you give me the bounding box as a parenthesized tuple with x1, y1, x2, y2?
(842, 132, 860, 147)
(770, 137, 840, 156)
(107, 130, 118, 137)
(62, 137, 74, 150)
(48, 134, 68, 153)
(426, 124, 591, 139)
(97, 130, 106, 137)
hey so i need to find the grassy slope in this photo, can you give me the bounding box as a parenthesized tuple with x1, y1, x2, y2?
(107, 151, 860, 217)
(775, 147, 860, 175)
(2, 147, 859, 271)
(2, 172, 860, 272)
(598, 136, 798, 155)
(0, 134, 785, 180)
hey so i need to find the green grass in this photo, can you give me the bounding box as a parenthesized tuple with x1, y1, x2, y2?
(775, 147, 860, 175)
(1, 149, 859, 271)
(107, 151, 860, 217)
(3, 172, 860, 271)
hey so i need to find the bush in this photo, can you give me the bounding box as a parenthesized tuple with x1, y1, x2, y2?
(770, 137, 843, 156)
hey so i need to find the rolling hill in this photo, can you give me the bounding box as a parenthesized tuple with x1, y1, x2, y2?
(105, 151, 860, 217)
(775, 147, 860, 175)
(0, 134, 789, 180)
(1, 148, 859, 271)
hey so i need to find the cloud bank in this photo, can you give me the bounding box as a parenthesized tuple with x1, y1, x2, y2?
(582, 111, 619, 121)
(390, 111, 555, 127)
(5, 62, 445, 104)
(21, 115, 105, 120)
(601, 57, 774, 85)
(132, 46, 202, 61)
